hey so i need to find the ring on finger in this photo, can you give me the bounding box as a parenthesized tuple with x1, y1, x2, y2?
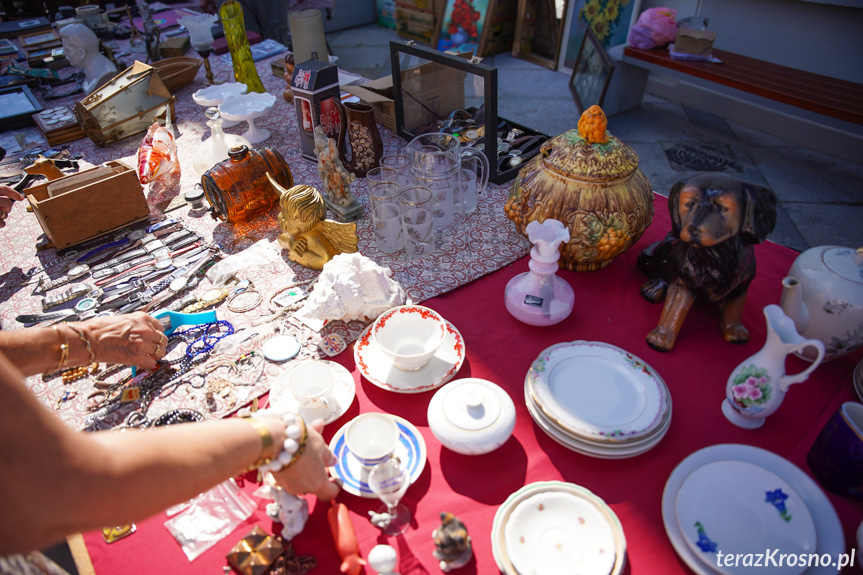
(154, 343, 161, 356)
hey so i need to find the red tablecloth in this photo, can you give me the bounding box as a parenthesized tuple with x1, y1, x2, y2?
(78, 195, 863, 574)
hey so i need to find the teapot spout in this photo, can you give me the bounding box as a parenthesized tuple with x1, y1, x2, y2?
(780, 276, 809, 334)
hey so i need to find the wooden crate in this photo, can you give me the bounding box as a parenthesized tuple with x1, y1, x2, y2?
(25, 161, 150, 249)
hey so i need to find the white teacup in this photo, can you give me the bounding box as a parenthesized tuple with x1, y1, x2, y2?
(371, 305, 447, 371)
(345, 413, 400, 468)
(288, 360, 335, 413)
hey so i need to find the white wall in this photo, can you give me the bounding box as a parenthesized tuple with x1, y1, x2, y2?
(641, 0, 863, 83)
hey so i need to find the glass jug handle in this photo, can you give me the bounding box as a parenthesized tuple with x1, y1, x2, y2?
(461, 147, 489, 195)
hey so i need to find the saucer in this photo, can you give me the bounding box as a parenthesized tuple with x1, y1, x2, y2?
(268, 360, 355, 425)
(505, 490, 617, 575)
(328, 414, 427, 498)
(354, 320, 464, 393)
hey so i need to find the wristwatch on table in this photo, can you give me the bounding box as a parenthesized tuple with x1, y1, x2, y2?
(90, 229, 195, 272)
(38, 263, 91, 292)
(137, 247, 221, 313)
(42, 283, 92, 310)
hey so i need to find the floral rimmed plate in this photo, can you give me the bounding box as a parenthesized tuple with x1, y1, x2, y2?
(525, 377, 671, 459)
(328, 414, 427, 498)
(527, 341, 669, 442)
(492, 481, 626, 575)
(354, 319, 464, 393)
(675, 460, 817, 575)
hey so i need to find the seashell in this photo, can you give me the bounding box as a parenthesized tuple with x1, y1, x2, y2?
(300, 253, 406, 323)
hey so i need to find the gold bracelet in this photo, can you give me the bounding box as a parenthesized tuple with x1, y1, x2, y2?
(51, 325, 69, 371)
(247, 418, 275, 470)
(64, 322, 96, 366)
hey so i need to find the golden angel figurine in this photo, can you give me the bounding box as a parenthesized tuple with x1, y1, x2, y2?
(268, 175, 358, 271)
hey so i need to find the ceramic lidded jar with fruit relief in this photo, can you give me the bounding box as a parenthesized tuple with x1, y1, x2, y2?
(504, 105, 654, 271)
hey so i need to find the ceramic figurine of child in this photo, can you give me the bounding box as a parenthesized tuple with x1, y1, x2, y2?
(432, 512, 472, 572)
(261, 483, 309, 540)
(268, 176, 358, 271)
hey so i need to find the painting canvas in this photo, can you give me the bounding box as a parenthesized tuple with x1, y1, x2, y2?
(434, 0, 492, 54)
(557, 0, 641, 73)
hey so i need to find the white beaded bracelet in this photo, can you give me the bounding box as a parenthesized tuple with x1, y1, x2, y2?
(252, 410, 308, 474)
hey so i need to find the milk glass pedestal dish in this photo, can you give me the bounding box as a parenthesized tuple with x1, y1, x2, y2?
(192, 82, 247, 128)
(218, 92, 277, 144)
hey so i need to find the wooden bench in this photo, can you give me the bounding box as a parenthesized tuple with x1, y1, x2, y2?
(622, 46, 863, 126)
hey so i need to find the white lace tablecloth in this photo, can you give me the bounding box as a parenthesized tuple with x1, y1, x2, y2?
(0, 45, 529, 429)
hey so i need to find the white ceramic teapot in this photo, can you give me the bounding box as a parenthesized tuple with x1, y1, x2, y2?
(780, 246, 863, 362)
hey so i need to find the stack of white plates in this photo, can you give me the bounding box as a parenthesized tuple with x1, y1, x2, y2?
(663, 444, 844, 575)
(525, 341, 672, 458)
(492, 481, 626, 575)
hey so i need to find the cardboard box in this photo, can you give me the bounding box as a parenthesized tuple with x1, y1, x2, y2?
(674, 28, 716, 57)
(25, 161, 150, 249)
(341, 76, 396, 133)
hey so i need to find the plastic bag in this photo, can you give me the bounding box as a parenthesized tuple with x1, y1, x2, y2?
(164, 479, 257, 561)
(628, 8, 678, 49)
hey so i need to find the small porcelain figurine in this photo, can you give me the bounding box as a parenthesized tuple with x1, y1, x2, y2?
(722, 305, 826, 429)
(137, 112, 181, 209)
(261, 484, 309, 540)
(368, 544, 400, 575)
(313, 126, 357, 207)
(432, 512, 472, 572)
(638, 174, 777, 352)
(269, 178, 358, 271)
(59, 24, 118, 95)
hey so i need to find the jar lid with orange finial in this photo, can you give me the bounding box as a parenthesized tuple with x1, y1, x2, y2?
(504, 105, 655, 271)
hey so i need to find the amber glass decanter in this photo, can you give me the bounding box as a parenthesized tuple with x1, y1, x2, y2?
(201, 145, 293, 223)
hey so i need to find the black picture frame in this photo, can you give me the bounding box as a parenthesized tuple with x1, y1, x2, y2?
(568, 26, 614, 113)
(390, 40, 498, 175)
(0, 84, 42, 130)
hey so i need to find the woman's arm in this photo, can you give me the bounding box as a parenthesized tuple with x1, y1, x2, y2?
(0, 350, 338, 554)
(0, 312, 168, 376)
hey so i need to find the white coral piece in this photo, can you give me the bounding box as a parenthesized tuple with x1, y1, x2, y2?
(300, 253, 406, 323)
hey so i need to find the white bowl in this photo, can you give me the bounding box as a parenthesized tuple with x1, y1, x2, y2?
(372, 305, 447, 371)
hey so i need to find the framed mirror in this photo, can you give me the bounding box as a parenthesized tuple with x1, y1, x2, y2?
(568, 26, 614, 113)
(511, 0, 568, 70)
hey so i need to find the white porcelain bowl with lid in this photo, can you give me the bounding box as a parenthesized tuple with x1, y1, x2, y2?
(428, 378, 516, 455)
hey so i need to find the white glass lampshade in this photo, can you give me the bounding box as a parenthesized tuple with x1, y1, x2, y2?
(179, 13, 217, 51)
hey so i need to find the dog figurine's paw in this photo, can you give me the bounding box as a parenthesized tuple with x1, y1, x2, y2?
(721, 322, 750, 344)
(646, 326, 677, 352)
(640, 278, 668, 303)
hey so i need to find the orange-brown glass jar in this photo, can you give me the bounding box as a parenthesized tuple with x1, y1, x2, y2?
(201, 145, 293, 222)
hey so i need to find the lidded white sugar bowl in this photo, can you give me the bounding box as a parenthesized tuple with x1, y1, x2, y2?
(427, 378, 516, 455)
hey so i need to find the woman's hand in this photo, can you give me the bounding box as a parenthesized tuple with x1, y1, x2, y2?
(75, 312, 168, 369)
(0, 185, 24, 228)
(273, 418, 340, 501)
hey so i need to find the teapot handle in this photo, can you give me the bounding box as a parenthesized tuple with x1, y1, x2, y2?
(780, 339, 826, 390)
(461, 147, 489, 196)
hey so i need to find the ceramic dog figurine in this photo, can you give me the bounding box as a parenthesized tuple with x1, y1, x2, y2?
(638, 173, 777, 352)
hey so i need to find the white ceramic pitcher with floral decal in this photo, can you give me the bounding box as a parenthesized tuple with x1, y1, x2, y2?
(722, 304, 826, 429)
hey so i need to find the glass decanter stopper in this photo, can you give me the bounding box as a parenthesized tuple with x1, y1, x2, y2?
(193, 107, 252, 178)
(504, 219, 574, 326)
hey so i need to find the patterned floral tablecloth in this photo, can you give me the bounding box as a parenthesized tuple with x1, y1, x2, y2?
(0, 46, 529, 429)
